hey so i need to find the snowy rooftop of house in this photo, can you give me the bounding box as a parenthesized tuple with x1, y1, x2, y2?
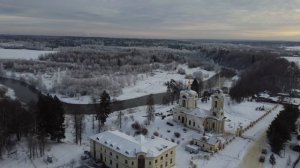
(193, 134, 225, 145)
(90, 130, 177, 158)
(180, 89, 197, 97)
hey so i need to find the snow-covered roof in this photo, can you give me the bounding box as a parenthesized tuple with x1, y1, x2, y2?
(186, 144, 200, 151)
(193, 134, 224, 146)
(175, 106, 212, 119)
(187, 108, 211, 118)
(90, 130, 177, 158)
(180, 89, 197, 97)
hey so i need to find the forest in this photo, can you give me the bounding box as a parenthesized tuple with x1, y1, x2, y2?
(0, 95, 65, 158)
(230, 57, 300, 101)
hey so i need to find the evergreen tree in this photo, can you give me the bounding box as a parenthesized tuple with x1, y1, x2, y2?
(269, 154, 276, 167)
(267, 104, 299, 154)
(51, 96, 65, 142)
(146, 94, 155, 125)
(191, 79, 199, 95)
(96, 90, 111, 132)
(36, 94, 48, 156)
(36, 94, 65, 144)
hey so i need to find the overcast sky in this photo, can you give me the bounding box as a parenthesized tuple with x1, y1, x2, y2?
(1, 0, 300, 40)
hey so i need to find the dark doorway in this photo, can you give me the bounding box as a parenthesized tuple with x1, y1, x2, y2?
(138, 155, 145, 168)
(181, 117, 185, 123)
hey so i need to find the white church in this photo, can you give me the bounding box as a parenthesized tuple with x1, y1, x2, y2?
(173, 89, 225, 134)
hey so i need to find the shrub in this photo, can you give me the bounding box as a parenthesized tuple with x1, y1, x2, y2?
(166, 122, 174, 126)
(135, 130, 141, 135)
(174, 132, 181, 138)
(140, 127, 148, 135)
(259, 156, 265, 163)
(131, 121, 140, 130)
(177, 68, 186, 75)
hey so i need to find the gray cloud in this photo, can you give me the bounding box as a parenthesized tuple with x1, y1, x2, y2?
(0, 0, 300, 40)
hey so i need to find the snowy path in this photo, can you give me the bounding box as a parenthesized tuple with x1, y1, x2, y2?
(238, 105, 282, 168)
(239, 133, 266, 168)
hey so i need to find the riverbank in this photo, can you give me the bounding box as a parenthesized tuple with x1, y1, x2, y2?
(0, 68, 228, 114)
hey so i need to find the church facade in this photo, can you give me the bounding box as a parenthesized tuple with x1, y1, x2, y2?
(173, 89, 225, 134)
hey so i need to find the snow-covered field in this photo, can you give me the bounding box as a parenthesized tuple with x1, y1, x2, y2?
(283, 56, 300, 67)
(285, 46, 300, 51)
(0, 48, 55, 60)
(116, 65, 216, 100)
(3, 64, 216, 104)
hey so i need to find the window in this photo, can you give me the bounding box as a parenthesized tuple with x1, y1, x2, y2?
(116, 163, 118, 168)
(170, 151, 173, 155)
(104, 157, 106, 162)
(110, 160, 112, 165)
(178, 116, 180, 121)
(215, 101, 217, 108)
(161, 156, 163, 160)
(165, 161, 168, 167)
(125, 160, 128, 164)
(193, 122, 195, 127)
(149, 161, 151, 165)
(166, 154, 168, 157)
(189, 120, 191, 125)
(116, 155, 118, 159)
(110, 152, 112, 156)
(132, 161, 134, 165)
(160, 165, 163, 168)
(170, 158, 173, 164)
(155, 159, 158, 163)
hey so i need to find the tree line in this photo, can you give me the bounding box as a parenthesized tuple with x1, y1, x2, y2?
(230, 57, 300, 102)
(0, 94, 65, 159)
(267, 104, 299, 155)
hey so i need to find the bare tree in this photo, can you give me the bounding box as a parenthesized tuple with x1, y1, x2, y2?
(146, 94, 155, 125)
(27, 135, 38, 159)
(74, 112, 84, 145)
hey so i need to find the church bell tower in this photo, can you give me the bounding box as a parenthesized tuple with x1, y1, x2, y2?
(210, 90, 224, 119)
